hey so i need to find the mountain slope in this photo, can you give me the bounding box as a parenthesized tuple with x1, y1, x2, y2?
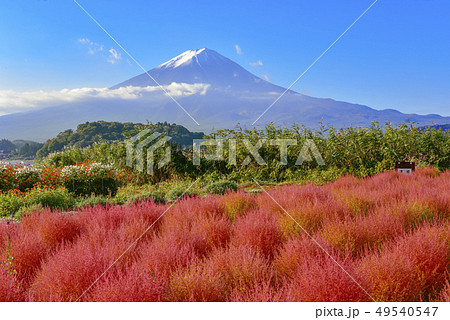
(111, 48, 287, 93)
(1, 48, 449, 142)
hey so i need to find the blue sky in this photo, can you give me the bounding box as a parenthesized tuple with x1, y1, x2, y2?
(0, 0, 449, 116)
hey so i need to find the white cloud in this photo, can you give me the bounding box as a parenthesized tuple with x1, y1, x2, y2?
(262, 74, 270, 81)
(79, 38, 122, 65)
(0, 83, 211, 116)
(249, 60, 263, 67)
(235, 44, 242, 55)
(108, 48, 122, 64)
(78, 38, 104, 55)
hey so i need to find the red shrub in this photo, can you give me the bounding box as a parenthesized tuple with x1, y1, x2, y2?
(28, 239, 109, 301)
(415, 166, 440, 178)
(167, 259, 228, 302)
(86, 264, 165, 302)
(219, 191, 257, 221)
(229, 279, 281, 302)
(435, 279, 450, 302)
(202, 245, 272, 292)
(168, 196, 226, 221)
(21, 209, 82, 249)
(0, 268, 23, 301)
(358, 224, 449, 301)
(137, 233, 199, 278)
(190, 214, 232, 253)
(7, 230, 49, 284)
(159, 200, 232, 258)
(0, 210, 82, 286)
(273, 235, 330, 281)
(75, 200, 164, 241)
(231, 209, 283, 258)
(280, 253, 370, 302)
(279, 201, 326, 237)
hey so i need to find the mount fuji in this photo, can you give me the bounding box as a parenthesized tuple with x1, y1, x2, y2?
(111, 48, 287, 93)
(1, 48, 449, 141)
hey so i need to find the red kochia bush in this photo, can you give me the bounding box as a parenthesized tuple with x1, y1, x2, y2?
(74, 200, 164, 243)
(86, 264, 165, 302)
(0, 268, 23, 302)
(219, 191, 257, 221)
(272, 234, 371, 301)
(28, 239, 109, 301)
(320, 212, 404, 256)
(228, 279, 282, 302)
(273, 235, 330, 281)
(231, 209, 283, 258)
(7, 229, 49, 284)
(167, 257, 228, 302)
(28, 201, 165, 301)
(159, 198, 232, 258)
(138, 232, 199, 278)
(21, 209, 82, 249)
(435, 279, 450, 302)
(202, 245, 272, 292)
(358, 224, 449, 302)
(279, 253, 371, 302)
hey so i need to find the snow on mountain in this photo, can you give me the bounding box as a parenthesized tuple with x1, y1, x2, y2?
(159, 48, 207, 69)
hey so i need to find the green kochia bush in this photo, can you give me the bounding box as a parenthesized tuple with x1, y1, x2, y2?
(114, 192, 165, 205)
(205, 181, 238, 195)
(0, 187, 76, 218)
(74, 195, 112, 209)
(165, 186, 199, 201)
(0, 193, 23, 217)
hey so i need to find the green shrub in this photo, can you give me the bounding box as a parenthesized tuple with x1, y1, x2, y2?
(0, 187, 75, 217)
(125, 193, 165, 204)
(165, 185, 199, 201)
(15, 203, 45, 219)
(62, 163, 119, 197)
(27, 187, 76, 211)
(0, 193, 23, 217)
(114, 187, 165, 205)
(75, 195, 112, 209)
(205, 181, 238, 195)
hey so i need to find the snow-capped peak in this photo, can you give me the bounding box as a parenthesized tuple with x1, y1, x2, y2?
(158, 48, 207, 69)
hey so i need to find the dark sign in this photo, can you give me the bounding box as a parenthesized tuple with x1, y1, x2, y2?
(395, 161, 415, 174)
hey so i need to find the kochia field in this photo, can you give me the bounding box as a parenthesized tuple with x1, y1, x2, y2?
(1, 168, 449, 302)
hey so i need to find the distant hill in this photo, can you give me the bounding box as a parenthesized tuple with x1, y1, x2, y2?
(0, 139, 43, 159)
(36, 121, 205, 159)
(12, 139, 42, 149)
(0, 139, 17, 153)
(418, 124, 450, 131)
